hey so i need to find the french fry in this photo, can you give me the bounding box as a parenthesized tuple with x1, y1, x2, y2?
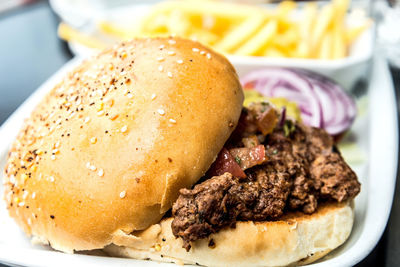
(98, 21, 140, 40)
(301, 2, 318, 36)
(332, 0, 350, 21)
(143, 13, 171, 34)
(332, 24, 346, 59)
(311, 4, 334, 57)
(273, 28, 299, 48)
(188, 28, 220, 46)
(263, 48, 288, 58)
(138, 2, 175, 33)
(167, 10, 191, 36)
(234, 20, 277, 56)
(331, 0, 349, 59)
(58, 23, 107, 50)
(345, 23, 370, 45)
(214, 15, 266, 53)
(145, 1, 263, 21)
(274, 45, 293, 58)
(295, 42, 309, 58)
(276, 1, 296, 20)
(297, 2, 317, 58)
(275, 1, 296, 32)
(319, 32, 333, 59)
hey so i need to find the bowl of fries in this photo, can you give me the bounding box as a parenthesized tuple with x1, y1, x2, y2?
(53, 0, 373, 89)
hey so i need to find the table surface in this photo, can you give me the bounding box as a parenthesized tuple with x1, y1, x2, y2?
(0, 1, 399, 266)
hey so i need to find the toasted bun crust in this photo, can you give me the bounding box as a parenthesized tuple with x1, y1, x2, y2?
(105, 202, 354, 266)
(3, 38, 244, 252)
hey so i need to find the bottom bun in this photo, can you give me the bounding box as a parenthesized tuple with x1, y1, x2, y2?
(105, 201, 354, 266)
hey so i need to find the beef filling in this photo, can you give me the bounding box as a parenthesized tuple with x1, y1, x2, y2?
(172, 103, 361, 251)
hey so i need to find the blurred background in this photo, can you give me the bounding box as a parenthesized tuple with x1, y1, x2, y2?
(0, 0, 399, 266)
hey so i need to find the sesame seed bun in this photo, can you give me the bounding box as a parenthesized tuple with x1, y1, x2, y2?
(105, 201, 354, 266)
(3, 37, 244, 252)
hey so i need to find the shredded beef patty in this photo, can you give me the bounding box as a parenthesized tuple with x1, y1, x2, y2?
(172, 104, 361, 250)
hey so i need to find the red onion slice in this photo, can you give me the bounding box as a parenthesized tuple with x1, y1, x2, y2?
(241, 68, 356, 135)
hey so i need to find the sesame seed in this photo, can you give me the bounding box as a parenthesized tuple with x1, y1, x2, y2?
(52, 149, 59, 154)
(90, 165, 97, 171)
(49, 176, 55, 182)
(207, 53, 211, 59)
(167, 51, 175, 56)
(200, 51, 206, 55)
(151, 93, 157, 100)
(18, 202, 25, 207)
(168, 39, 176, 45)
(127, 93, 133, 99)
(167, 72, 172, 78)
(56, 119, 62, 125)
(32, 192, 36, 199)
(84, 117, 91, 123)
(192, 48, 199, 52)
(121, 125, 128, 133)
(97, 110, 104, 116)
(110, 114, 119, 120)
(96, 101, 104, 111)
(119, 191, 126, 198)
(51, 155, 56, 160)
(86, 162, 91, 169)
(109, 85, 115, 90)
(169, 118, 176, 123)
(157, 109, 165, 115)
(107, 98, 115, 107)
(23, 191, 28, 199)
(54, 141, 60, 148)
(177, 60, 183, 64)
(98, 169, 104, 177)
(159, 44, 165, 49)
(157, 57, 164, 62)
(90, 137, 97, 144)
(21, 173, 28, 182)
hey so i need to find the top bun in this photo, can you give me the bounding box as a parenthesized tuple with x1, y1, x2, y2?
(3, 37, 244, 252)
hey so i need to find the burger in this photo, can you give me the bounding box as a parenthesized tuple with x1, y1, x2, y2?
(3, 37, 360, 266)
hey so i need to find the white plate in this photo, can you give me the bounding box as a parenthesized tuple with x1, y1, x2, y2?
(0, 55, 397, 267)
(51, 2, 374, 90)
